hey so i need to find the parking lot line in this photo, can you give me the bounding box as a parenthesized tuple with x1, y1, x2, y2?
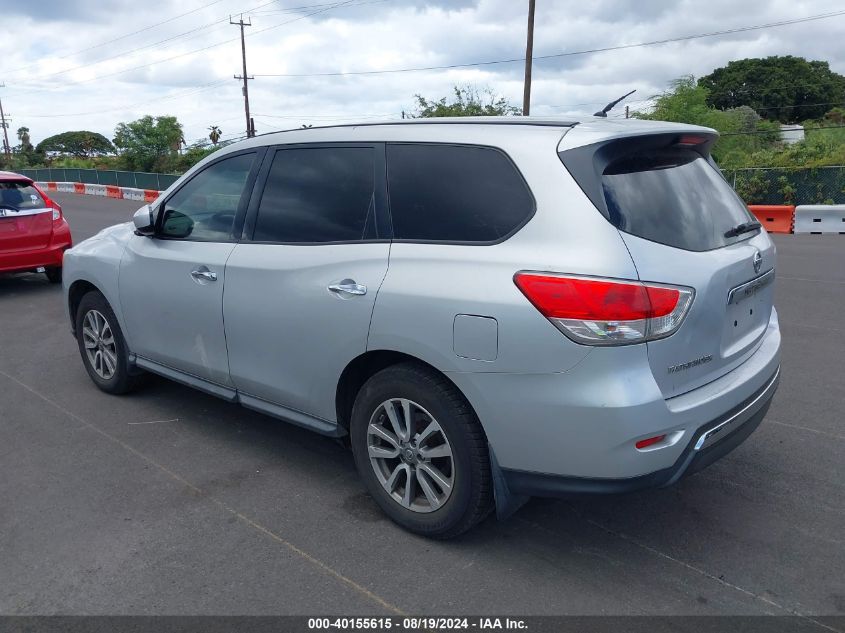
(766, 418, 845, 442)
(0, 367, 406, 617)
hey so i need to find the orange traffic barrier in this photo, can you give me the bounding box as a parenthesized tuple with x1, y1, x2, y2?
(46, 182, 57, 191)
(74, 182, 85, 194)
(105, 185, 122, 199)
(143, 189, 159, 202)
(747, 205, 795, 234)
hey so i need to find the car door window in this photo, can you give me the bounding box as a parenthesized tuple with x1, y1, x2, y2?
(159, 152, 255, 241)
(252, 147, 376, 243)
(386, 143, 534, 242)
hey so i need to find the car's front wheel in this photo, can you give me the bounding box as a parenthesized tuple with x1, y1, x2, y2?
(75, 291, 142, 394)
(350, 363, 493, 538)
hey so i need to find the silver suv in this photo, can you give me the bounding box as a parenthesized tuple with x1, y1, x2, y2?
(63, 117, 780, 538)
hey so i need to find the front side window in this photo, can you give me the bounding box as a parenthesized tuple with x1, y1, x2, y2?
(386, 144, 534, 242)
(253, 147, 376, 243)
(159, 152, 255, 240)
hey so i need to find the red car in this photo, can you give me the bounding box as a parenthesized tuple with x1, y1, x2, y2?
(0, 171, 72, 283)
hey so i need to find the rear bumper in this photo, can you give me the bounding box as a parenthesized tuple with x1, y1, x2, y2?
(0, 221, 72, 273)
(500, 365, 778, 497)
(0, 244, 67, 272)
(447, 308, 781, 482)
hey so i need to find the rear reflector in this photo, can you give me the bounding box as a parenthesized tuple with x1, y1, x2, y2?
(514, 273, 694, 345)
(635, 434, 666, 450)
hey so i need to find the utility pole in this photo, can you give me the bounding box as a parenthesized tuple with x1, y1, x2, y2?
(231, 15, 255, 138)
(522, 0, 536, 116)
(0, 84, 11, 159)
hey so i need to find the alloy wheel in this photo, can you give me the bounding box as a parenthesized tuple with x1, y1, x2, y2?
(367, 398, 455, 513)
(82, 309, 117, 380)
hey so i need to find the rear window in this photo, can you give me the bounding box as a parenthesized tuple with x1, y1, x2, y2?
(0, 181, 47, 211)
(386, 144, 534, 243)
(601, 149, 755, 252)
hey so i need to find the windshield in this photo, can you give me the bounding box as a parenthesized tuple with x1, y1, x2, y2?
(601, 148, 756, 252)
(0, 181, 48, 211)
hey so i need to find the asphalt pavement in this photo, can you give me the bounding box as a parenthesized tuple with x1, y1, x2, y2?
(1, 192, 843, 621)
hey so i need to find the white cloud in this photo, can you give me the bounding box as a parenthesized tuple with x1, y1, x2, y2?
(2, 0, 844, 147)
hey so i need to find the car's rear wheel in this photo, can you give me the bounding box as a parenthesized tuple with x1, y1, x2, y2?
(45, 267, 62, 284)
(75, 291, 142, 394)
(350, 362, 493, 538)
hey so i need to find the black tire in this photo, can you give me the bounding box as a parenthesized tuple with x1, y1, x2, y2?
(75, 291, 142, 395)
(350, 362, 493, 538)
(45, 267, 62, 284)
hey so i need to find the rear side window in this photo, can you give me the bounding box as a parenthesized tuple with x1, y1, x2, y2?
(253, 147, 376, 243)
(386, 144, 534, 242)
(601, 149, 755, 252)
(0, 181, 46, 211)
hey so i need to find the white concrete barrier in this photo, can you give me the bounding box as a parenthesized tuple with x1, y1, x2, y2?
(84, 184, 107, 196)
(120, 187, 145, 201)
(32, 181, 162, 200)
(794, 205, 845, 234)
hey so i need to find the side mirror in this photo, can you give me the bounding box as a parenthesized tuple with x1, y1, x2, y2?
(133, 204, 156, 236)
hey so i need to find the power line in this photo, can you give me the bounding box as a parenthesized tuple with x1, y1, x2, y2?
(252, 111, 398, 119)
(253, 9, 845, 78)
(1, 0, 228, 77)
(22, 80, 230, 118)
(720, 124, 845, 136)
(753, 101, 845, 111)
(5, 0, 285, 86)
(7, 0, 374, 96)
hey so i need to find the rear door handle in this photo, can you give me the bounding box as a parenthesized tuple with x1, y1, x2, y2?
(190, 268, 218, 283)
(328, 281, 367, 296)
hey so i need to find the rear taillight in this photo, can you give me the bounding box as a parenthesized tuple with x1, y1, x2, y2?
(514, 272, 694, 345)
(32, 183, 62, 220)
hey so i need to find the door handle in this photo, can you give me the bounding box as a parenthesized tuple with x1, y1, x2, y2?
(191, 268, 218, 282)
(328, 281, 367, 296)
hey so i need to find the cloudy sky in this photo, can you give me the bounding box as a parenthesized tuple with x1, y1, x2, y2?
(2, 0, 844, 148)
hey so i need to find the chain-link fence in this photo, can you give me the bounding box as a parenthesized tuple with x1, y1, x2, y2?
(722, 166, 845, 206)
(17, 168, 179, 191)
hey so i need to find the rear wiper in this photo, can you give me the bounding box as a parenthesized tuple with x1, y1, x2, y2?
(724, 221, 761, 238)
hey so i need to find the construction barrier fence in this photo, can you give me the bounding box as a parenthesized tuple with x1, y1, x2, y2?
(20, 168, 178, 191)
(37, 181, 161, 205)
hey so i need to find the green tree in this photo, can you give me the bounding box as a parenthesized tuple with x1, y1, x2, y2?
(698, 56, 845, 123)
(113, 115, 184, 171)
(412, 85, 520, 118)
(35, 131, 115, 158)
(154, 140, 220, 174)
(208, 125, 222, 145)
(634, 76, 780, 167)
(16, 127, 34, 154)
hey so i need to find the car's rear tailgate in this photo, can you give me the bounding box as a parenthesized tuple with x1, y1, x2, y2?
(621, 230, 775, 398)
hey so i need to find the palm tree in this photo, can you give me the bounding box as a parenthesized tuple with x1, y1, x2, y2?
(16, 127, 33, 153)
(208, 125, 222, 145)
